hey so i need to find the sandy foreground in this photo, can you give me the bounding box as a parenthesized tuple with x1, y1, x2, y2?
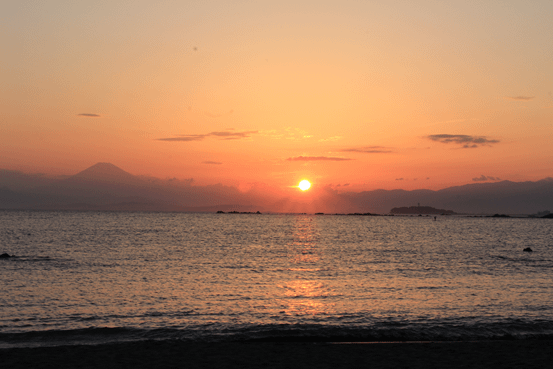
(1, 340, 552, 369)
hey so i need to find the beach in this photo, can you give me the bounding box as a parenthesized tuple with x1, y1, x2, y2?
(2, 340, 552, 369)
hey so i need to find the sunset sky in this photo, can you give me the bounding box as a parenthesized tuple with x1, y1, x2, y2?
(2, 1, 552, 195)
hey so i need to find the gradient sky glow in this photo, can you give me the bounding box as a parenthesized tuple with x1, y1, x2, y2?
(2, 1, 552, 194)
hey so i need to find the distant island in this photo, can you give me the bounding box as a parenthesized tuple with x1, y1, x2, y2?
(217, 210, 262, 214)
(390, 206, 456, 215)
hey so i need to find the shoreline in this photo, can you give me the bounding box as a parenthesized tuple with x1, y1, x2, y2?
(2, 340, 552, 369)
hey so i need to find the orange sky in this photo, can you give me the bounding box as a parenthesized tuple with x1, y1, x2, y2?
(2, 1, 552, 195)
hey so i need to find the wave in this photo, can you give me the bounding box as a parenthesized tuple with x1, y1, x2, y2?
(2, 319, 553, 349)
(0, 254, 122, 268)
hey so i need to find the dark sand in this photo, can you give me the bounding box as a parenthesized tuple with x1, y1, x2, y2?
(2, 340, 552, 368)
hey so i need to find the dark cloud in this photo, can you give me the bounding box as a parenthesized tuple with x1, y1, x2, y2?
(506, 96, 534, 101)
(209, 131, 257, 140)
(427, 134, 499, 148)
(158, 135, 207, 142)
(203, 161, 223, 165)
(340, 146, 393, 153)
(78, 113, 100, 117)
(158, 131, 258, 142)
(395, 178, 404, 181)
(472, 175, 501, 182)
(286, 156, 352, 162)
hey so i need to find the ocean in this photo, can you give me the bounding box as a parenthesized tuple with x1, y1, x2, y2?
(1, 210, 552, 348)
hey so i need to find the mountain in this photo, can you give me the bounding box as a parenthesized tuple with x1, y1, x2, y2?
(433, 178, 553, 214)
(33, 162, 156, 204)
(0, 163, 172, 210)
(0, 169, 58, 189)
(344, 178, 553, 214)
(1, 163, 553, 214)
(0, 163, 254, 211)
(68, 162, 143, 186)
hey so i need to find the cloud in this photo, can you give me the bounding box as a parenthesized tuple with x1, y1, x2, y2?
(505, 96, 534, 101)
(203, 161, 223, 165)
(286, 156, 352, 161)
(209, 131, 258, 140)
(472, 175, 501, 182)
(318, 136, 343, 142)
(158, 135, 207, 142)
(278, 128, 311, 140)
(158, 130, 258, 142)
(427, 134, 499, 148)
(340, 146, 393, 154)
(395, 178, 404, 181)
(259, 128, 314, 141)
(78, 113, 100, 117)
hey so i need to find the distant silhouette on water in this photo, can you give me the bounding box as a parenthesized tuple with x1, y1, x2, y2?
(390, 206, 455, 215)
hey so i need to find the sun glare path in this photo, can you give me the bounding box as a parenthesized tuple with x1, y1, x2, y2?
(299, 180, 311, 191)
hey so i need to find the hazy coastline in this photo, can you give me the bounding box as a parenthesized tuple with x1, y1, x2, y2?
(2, 163, 553, 215)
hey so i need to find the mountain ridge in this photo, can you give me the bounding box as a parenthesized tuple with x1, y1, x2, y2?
(71, 162, 139, 182)
(1, 163, 553, 214)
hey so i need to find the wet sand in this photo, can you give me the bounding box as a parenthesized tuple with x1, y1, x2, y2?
(2, 340, 552, 369)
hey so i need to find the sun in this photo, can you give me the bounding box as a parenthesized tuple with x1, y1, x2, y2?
(298, 180, 311, 191)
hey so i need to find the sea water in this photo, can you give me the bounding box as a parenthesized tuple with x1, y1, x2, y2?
(1, 210, 552, 348)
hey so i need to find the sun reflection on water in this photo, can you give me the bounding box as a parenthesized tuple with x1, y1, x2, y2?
(276, 216, 335, 316)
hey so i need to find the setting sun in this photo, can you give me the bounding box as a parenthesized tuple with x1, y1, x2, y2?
(298, 180, 311, 191)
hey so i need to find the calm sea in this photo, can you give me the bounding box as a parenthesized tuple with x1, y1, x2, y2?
(1, 210, 552, 348)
